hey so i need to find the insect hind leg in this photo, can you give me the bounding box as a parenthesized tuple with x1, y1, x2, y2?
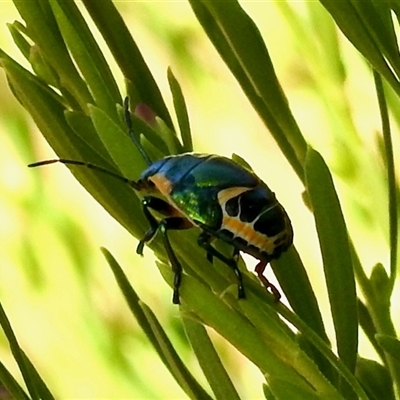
(254, 261, 281, 302)
(197, 232, 245, 299)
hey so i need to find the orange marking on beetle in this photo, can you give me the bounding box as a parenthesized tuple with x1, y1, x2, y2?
(149, 173, 174, 197)
(222, 216, 242, 232)
(222, 214, 278, 254)
(217, 187, 252, 206)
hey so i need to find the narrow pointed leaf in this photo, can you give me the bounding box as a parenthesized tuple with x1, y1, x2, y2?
(81, 0, 173, 127)
(20, 352, 55, 400)
(158, 263, 316, 392)
(88, 104, 148, 177)
(1, 52, 146, 238)
(183, 318, 240, 400)
(168, 68, 193, 152)
(13, 0, 92, 110)
(141, 304, 213, 400)
(268, 377, 323, 400)
(239, 300, 342, 399)
(101, 248, 212, 400)
(319, 1, 400, 96)
(305, 147, 358, 377)
(0, 302, 39, 400)
(376, 335, 400, 362)
(188, 0, 306, 181)
(0, 361, 30, 400)
(356, 357, 395, 400)
(49, 0, 121, 119)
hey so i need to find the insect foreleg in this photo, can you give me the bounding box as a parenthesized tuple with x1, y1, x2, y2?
(138, 196, 192, 304)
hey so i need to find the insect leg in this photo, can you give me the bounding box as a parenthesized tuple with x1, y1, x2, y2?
(203, 239, 239, 265)
(254, 261, 281, 302)
(137, 196, 190, 254)
(159, 220, 184, 304)
(136, 198, 161, 256)
(160, 217, 191, 304)
(197, 232, 245, 299)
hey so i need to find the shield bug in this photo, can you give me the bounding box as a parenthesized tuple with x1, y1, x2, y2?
(29, 98, 293, 304)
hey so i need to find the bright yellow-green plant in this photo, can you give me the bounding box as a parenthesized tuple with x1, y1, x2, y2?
(0, 1, 399, 399)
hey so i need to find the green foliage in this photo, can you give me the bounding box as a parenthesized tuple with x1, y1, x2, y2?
(0, 0, 399, 399)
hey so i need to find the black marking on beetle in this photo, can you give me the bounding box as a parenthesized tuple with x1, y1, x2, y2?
(225, 196, 240, 217)
(239, 188, 271, 223)
(219, 228, 235, 240)
(233, 236, 248, 248)
(254, 206, 286, 237)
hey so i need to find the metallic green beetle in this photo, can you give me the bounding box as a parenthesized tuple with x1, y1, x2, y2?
(29, 99, 293, 304)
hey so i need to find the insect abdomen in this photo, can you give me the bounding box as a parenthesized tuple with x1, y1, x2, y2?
(217, 185, 293, 261)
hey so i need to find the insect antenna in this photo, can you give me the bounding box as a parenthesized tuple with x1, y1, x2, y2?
(28, 97, 156, 189)
(28, 158, 141, 190)
(123, 97, 153, 166)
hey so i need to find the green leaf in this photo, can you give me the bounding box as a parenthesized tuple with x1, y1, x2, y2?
(275, 305, 368, 400)
(356, 357, 395, 400)
(168, 67, 193, 152)
(101, 248, 213, 400)
(19, 352, 55, 400)
(239, 299, 342, 399)
(188, 0, 306, 181)
(88, 104, 148, 178)
(158, 262, 331, 396)
(65, 110, 110, 161)
(305, 147, 358, 377)
(141, 304, 213, 400)
(373, 71, 398, 289)
(1, 51, 148, 240)
(129, 114, 170, 157)
(0, 302, 55, 400)
(270, 247, 335, 384)
(0, 360, 30, 400)
(376, 335, 400, 363)
(268, 377, 323, 400)
(29, 45, 60, 88)
(49, 0, 121, 119)
(12, 0, 92, 110)
(271, 248, 328, 344)
(318, 0, 400, 96)
(81, 0, 173, 128)
(357, 300, 383, 360)
(350, 1, 400, 74)
(231, 153, 253, 171)
(7, 21, 32, 61)
(183, 317, 240, 400)
(262, 383, 275, 400)
(154, 117, 183, 155)
(369, 263, 391, 306)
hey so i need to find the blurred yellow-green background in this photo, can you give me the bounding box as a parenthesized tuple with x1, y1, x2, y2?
(0, 1, 397, 398)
